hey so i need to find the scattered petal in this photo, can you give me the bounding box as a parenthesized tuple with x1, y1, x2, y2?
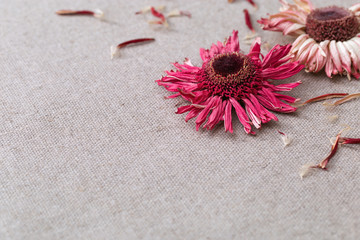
(136, 6, 165, 15)
(302, 93, 348, 105)
(278, 130, 292, 146)
(299, 163, 316, 179)
(243, 9, 255, 33)
(149, 6, 168, 27)
(56, 9, 104, 19)
(332, 92, 360, 106)
(110, 38, 155, 59)
(246, 0, 258, 9)
(167, 9, 192, 18)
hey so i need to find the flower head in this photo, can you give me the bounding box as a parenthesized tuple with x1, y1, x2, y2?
(258, 1, 360, 79)
(156, 31, 304, 134)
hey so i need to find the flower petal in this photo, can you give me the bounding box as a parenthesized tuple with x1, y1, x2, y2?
(248, 37, 261, 60)
(243, 99, 262, 128)
(204, 97, 223, 130)
(224, 100, 233, 133)
(225, 30, 240, 52)
(229, 98, 253, 134)
(329, 40, 343, 73)
(337, 41, 352, 74)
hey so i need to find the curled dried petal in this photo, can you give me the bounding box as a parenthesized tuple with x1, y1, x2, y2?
(332, 93, 360, 106)
(302, 93, 349, 105)
(110, 38, 155, 59)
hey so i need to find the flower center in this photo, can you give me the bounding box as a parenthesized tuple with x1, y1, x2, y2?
(212, 53, 244, 77)
(198, 52, 262, 99)
(305, 6, 359, 42)
(206, 52, 255, 84)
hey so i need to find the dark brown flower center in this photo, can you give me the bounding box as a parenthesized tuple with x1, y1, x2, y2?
(206, 52, 255, 84)
(198, 52, 262, 99)
(212, 54, 244, 77)
(306, 6, 359, 42)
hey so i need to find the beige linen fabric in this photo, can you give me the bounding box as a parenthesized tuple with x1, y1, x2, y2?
(1, 0, 360, 239)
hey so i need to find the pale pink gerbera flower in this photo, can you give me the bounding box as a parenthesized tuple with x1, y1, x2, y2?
(258, 0, 360, 79)
(156, 31, 304, 134)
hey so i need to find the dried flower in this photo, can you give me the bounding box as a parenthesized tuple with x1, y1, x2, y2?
(258, 1, 360, 79)
(277, 130, 292, 146)
(56, 9, 104, 19)
(110, 38, 155, 59)
(156, 31, 304, 134)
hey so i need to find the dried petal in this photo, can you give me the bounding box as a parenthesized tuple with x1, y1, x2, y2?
(303, 93, 348, 105)
(299, 163, 316, 179)
(135, 6, 165, 14)
(277, 130, 292, 146)
(332, 92, 360, 106)
(167, 10, 191, 18)
(243, 9, 255, 33)
(149, 7, 168, 27)
(339, 137, 360, 144)
(110, 38, 155, 59)
(56, 9, 104, 19)
(246, 0, 258, 9)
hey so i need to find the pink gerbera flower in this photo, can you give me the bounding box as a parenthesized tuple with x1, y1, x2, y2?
(258, 0, 360, 79)
(156, 31, 304, 134)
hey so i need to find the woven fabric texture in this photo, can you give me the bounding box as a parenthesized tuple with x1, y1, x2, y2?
(1, 0, 359, 239)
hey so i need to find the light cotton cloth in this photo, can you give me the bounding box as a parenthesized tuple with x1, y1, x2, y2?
(1, 0, 359, 239)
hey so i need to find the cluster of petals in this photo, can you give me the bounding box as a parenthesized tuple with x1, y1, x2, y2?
(258, 0, 360, 79)
(157, 31, 304, 134)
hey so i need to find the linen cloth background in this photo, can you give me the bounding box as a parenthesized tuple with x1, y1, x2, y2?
(1, 0, 360, 239)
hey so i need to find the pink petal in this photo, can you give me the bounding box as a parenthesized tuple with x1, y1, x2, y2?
(290, 34, 309, 54)
(195, 96, 219, 130)
(273, 93, 299, 103)
(248, 37, 261, 60)
(272, 81, 302, 92)
(185, 108, 202, 122)
(229, 98, 253, 134)
(199, 48, 211, 62)
(262, 44, 292, 68)
(224, 100, 233, 133)
(243, 99, 262, 128)
(249, 94, 278, 123)
(329, 40, 343, 73)
(176, 105, 193, 114)
(262, 62, 304, 80)
(225, 30, 240, 52)
(204, 97, 223, 130)
(336, 41, 352, 73)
